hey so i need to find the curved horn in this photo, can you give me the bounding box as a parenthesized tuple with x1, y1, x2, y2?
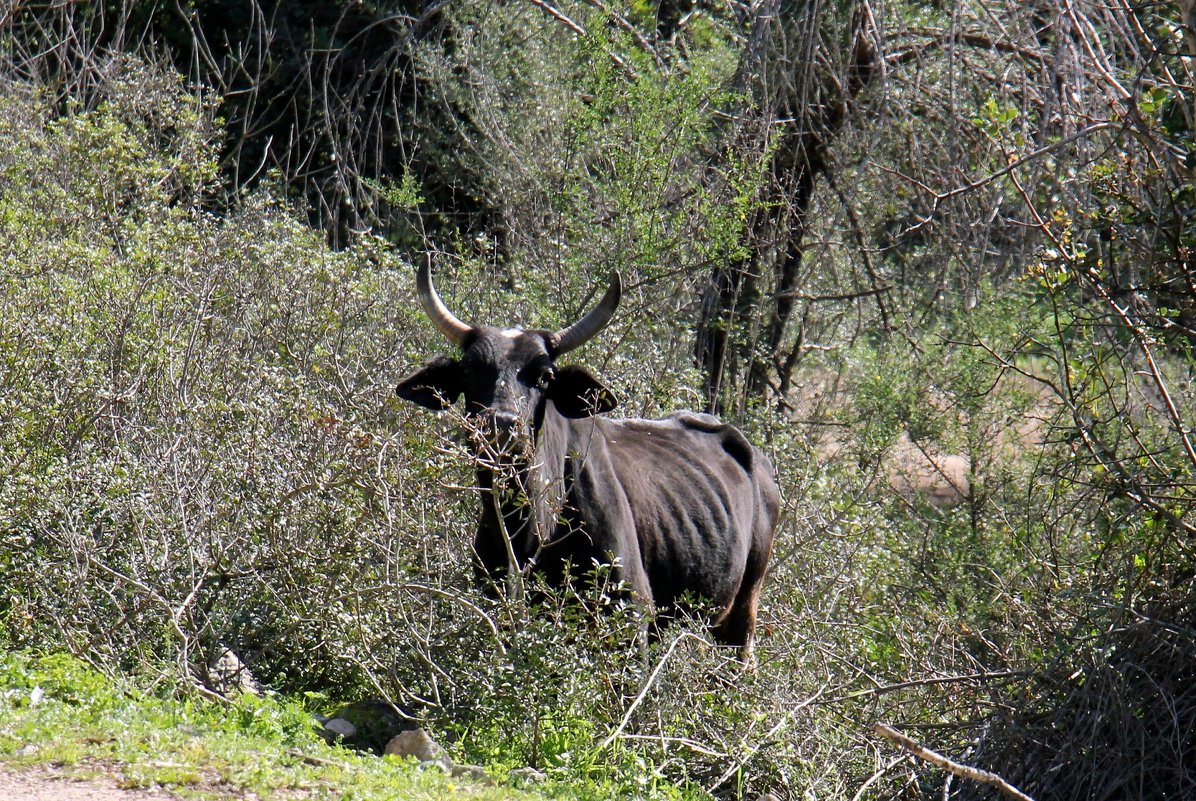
(416, 260, 472, 347)
(551, 271, 622, 356)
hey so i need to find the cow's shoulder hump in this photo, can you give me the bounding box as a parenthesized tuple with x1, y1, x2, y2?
(667, 411, 755, 472)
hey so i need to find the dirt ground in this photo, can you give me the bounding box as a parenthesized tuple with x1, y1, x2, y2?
(0, 765, 173, 801)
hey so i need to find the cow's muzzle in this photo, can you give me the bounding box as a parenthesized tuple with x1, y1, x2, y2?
(470, 410, 531, 455)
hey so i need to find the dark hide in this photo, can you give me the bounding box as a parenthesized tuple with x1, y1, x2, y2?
(397, 327, 780, 659)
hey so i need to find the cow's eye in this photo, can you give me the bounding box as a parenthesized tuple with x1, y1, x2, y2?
(518, 363, 555, 389)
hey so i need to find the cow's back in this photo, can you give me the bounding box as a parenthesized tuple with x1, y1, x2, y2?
(588, 411, 779, 613)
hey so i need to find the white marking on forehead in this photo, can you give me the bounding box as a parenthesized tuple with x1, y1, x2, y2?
(500, 328, 524, 338)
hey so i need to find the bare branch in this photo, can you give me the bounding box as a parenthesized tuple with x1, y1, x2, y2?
(597, 632, 723, 752)
(526, 0, 637, 78)
(581, 0, 663, 68)
(873, 723, 1037, 801)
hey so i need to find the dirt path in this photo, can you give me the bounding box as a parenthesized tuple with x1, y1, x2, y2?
(0, 765, 173, 801)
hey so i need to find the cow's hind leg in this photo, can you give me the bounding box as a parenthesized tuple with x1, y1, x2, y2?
(713, 540, 772, 666)
(714, 576, 764, 666)
(715, 512, 777, 665)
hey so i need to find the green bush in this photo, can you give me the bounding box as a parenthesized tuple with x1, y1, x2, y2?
(0, 61, 459, 687)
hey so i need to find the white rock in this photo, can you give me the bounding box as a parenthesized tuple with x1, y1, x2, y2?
(324, 718, 358, 739)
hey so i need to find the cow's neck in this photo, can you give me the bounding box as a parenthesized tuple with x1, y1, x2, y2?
(474, 405, 571, 575)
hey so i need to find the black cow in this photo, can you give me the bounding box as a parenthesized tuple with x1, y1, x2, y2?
(396, 264, 780, 660)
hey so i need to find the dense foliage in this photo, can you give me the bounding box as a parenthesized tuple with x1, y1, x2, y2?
(2, 1, 1194, 800)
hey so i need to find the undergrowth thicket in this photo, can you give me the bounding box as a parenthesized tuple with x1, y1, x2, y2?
(2, 2, 1194, 799)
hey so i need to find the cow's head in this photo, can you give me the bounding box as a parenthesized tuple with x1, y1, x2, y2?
(396, 263, 621, 447)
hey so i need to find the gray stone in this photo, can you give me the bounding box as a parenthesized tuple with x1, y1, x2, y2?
(382, 729, 493, 786)
(324, 699, 418, 754)
(384, 728, 443, 761)
(450, 763, 494, 785)
(205, 647, 260, 696)
(323, 718, 358, 740)
(509, 766, 548, 784)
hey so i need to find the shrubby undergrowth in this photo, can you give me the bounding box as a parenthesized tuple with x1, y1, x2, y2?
(0, 61, 795, 799)
(2, 3, 1194, 798)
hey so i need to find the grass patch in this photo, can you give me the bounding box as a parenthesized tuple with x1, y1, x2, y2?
(0, 650, 548, 800)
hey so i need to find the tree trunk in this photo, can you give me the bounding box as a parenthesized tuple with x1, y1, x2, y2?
(695, 0, 879, 415)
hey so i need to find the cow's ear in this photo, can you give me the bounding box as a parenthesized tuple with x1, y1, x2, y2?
(396, 356, 463, 410)
(548, 365, 618, 418)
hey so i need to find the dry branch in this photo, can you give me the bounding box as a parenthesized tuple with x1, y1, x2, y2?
(526, 0, 636, 78)
(597, 631, 717, 752)
(873, 723, 1036, 801)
